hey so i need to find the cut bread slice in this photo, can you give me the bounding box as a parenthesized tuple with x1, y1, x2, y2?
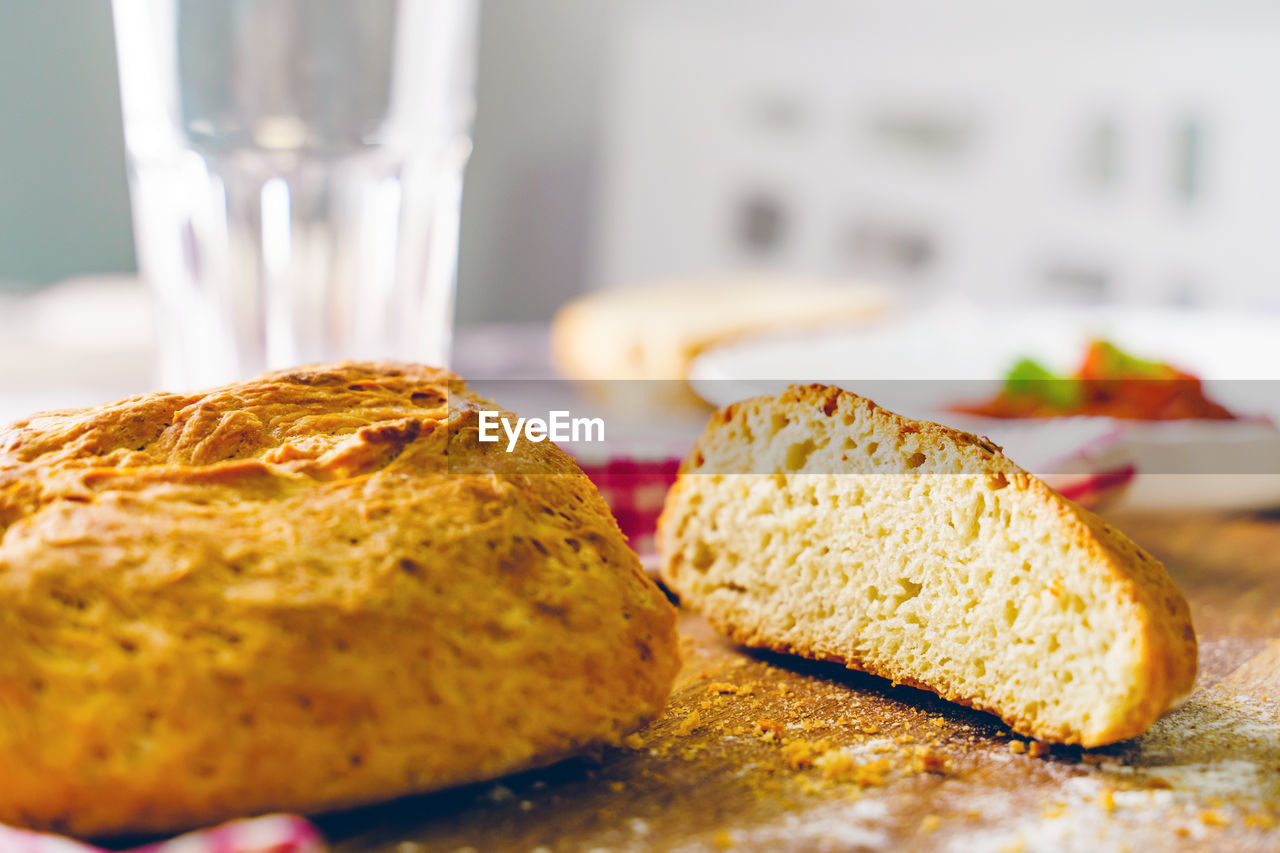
(657, 385, 1197, 747)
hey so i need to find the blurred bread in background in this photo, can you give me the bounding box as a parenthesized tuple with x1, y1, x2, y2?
(551, 278, 888, 392)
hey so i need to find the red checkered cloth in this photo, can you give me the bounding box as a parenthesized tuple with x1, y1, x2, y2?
(578, 456, 681, 558)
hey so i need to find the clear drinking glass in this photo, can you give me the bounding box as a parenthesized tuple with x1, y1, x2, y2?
(112, 0, 477, 390)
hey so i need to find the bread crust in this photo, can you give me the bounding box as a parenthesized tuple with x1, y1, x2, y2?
(658, 384, 1197, 747)
(0, 362, 680, 838)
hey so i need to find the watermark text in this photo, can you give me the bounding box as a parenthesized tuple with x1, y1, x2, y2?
(477, 410, 605, 451)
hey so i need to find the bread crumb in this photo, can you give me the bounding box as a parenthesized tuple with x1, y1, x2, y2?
(484, 784, 515, 803)
(795, 775, 824, 796)
(706, 681, 739, 694)
(673, 710, 701, 737)
(911, 745, 947, 774)
(930, 718, 946, 728)
(1097, 787, 1115, 812)
(755, 718, 785, 741)
(1200, 810, 1227, 828)
(713, 829, 735, 849)
(919, 814, 941, 834)
(622, 733, 646, 750)
(780, 739, 829, 769)
(1026, 741, 1048, 758)
(1245, 813, 1276, 829)
(895, 734, 915, 744)
(609, 781, 626, 792)
(1008, 741, 1027, 754)
(814, 750, 890, 786)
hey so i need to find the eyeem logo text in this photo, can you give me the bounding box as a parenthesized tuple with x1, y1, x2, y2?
(477, 410, 605, 452)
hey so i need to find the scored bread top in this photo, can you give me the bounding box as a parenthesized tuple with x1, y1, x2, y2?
(659, 384, 1197, 747)
(0, 362, 680, 838)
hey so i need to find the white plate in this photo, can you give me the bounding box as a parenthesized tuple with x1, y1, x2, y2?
(688, 304, 1280, 511)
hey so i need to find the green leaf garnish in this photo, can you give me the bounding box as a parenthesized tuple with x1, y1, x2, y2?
(1087, 340, 1173, 379)
(1003, 358, 1083, 411)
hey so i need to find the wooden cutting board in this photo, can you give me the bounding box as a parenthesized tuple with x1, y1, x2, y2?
(325, 512, 1280, 852)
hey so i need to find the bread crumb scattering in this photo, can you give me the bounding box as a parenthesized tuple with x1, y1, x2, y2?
(1009, 741, 1027, 755)
(539, 550, 1275, 851)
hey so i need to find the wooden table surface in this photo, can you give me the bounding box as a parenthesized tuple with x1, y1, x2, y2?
(324, 511, 1280, 852)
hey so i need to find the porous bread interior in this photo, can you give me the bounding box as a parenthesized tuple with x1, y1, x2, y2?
(660, 389, 1177, 746)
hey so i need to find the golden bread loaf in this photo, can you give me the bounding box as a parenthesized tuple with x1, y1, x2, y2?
(0, 362, 679, 838)
(658, 384, 1196, 747)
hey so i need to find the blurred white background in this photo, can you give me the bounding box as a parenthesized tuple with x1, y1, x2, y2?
(597, 0, 1280, 311)
(7, 1, 1280, 320)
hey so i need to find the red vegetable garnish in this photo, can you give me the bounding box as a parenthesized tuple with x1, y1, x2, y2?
(956, 340, 1237, 421)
